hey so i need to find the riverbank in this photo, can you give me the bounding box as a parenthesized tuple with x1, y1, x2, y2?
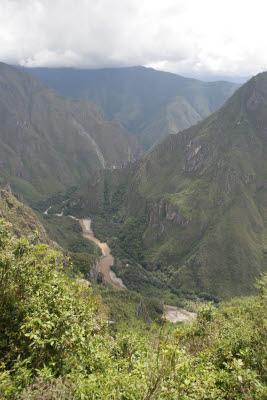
(78, 220, 194, 321)
(43, 208, 193, 321)
(79, 218, 126, 290)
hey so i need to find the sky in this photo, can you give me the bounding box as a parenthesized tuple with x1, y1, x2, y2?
(0, 0, 266, 80)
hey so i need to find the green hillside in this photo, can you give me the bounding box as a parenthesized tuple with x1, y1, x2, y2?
(68, 72, 267, 301)
(1, 218, 266, 398)
(0, 187, 51, 245)
(27, 66, 239, 150)
(0, 63, 140, 205)
(0, 64, 266, 397)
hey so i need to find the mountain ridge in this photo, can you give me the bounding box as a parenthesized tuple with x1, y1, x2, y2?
(25, 65, 240, 150)
(0, 62, 140, 204)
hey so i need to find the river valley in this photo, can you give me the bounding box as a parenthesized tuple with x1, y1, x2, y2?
(44, 206, 194, 322)
(79, 218, 126, 290)
(79, 218, 194, 322)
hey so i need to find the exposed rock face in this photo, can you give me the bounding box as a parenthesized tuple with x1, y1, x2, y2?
(89, 261, 101, 283)
(0, 182, 12, 194)
(183, 141, 215, 172)
(69, 198, 81, 208)
(147, 200, 188, 231)
(247, 90, 265, 110)
(0, 189, 50, 244)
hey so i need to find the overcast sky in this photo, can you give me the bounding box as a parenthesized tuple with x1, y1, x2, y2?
(0, 0, 266, 80)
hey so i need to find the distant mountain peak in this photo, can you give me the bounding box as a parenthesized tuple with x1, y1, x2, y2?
(25, 65, 240, 150)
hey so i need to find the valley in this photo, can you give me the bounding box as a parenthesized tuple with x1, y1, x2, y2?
(68, 72, 267, 303)
(0, 60, 266, 399)
(43, 200, 126, 289)
(80, 216, 195, 322)
(43, 198, 195, 322)
(1, 62, 266, 304)
(43, 205, 193, 321)
(0, 62, 140, 205)
(2, 0, 267, 397)
(79, 218, 126, 290)
(27, 66, 239, 150)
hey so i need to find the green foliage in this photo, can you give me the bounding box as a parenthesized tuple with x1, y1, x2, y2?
(41, 214, 101, 279)
(34, 186, 76, 213)
(0, 189, 50, 244)
(69, 252, 96, 278)
(132, 74, 267, 300)
(42, 214, 100, 255)
(0, 218, 106, 398)
(97, 287, 164, 325)
(118, 215, 147, 263)
(0, 218, 266, 398)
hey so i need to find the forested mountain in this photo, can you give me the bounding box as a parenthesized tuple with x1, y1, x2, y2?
(0, 64, 266, 399)
(68, 72, 267, 301)
(26, 66, 239, 149)
(0, 63, 140, 205)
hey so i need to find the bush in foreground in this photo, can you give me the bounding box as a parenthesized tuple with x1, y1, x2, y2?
(0, 218, 266, 399)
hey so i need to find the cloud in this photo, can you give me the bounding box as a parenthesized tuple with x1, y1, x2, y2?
(0, 0, 266, 78)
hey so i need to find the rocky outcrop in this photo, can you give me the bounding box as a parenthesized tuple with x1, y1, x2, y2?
(146, 200, 189, 234)
(89, 261, 101, 283)
(0, 181, 12, 194)
(183, 140, 215, 172)
(0, 189, 50, 244)
(247, 90, 265, 110)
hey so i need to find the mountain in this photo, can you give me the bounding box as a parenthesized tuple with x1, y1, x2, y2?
(0, 63, 140, 205)
(26, 66, 240, 150)
(2, 211, 266, 398)
(0, 184, 50, 244)
(68, 72, 267, 301)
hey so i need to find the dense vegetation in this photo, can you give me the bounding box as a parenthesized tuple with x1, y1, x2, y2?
(97, 287, 164, 325)
(0, 189, 51, 245)
(64, 170, 186, 305)
(68, 72, 267, 302)
(0, 64, 265, 398)
(42, 214, 102, 279)
(0, 219, 266, 399)
(42, 215, 100, 255)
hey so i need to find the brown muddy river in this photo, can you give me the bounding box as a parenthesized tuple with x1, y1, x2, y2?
(44, 207, 194, 321)
(79, 218, 126, 290)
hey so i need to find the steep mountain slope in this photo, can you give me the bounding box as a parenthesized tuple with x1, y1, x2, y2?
(69, 72, 267, 300)
(0, 182, 165, 329)
(0, 63, 140, 204)
(2, 213, 266, 398)
(26, 66, 239, 149)
(0, 186, 50, 244)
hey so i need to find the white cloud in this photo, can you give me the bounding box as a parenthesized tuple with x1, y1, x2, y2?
(0, 0, 266, 78)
